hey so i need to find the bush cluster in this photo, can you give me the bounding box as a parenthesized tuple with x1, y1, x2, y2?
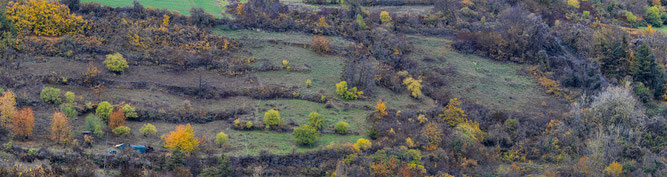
(335, 121, 349, 134)
(40, 87, 61, 104)
(113, 126, 130, 135)
(103, 53, 129, 73)
(293, 125, 319, 146)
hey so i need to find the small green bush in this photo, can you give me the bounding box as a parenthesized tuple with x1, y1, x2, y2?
(625, 10, 637, 25)
(336, 81, 361, 100)
(104, 53, 129, 73)
(504, 118, 518, 133)
(64, 91, 75, 103)
(263, 109, 282, 128)
(123, 104, 138, 119)
(40, 87, 61, 104)
(306, 79, 312, 88)
(215, 132, 229, 145)
(139, 123, 157, 136)
(246, 121, 253, 129)
(307, 112, 324, 131)
(85, 114, 105, 136)
(96, 101, 113, 120)
(646, 6, 663, 27)
(335, 121, 349, 134)
(113, 126, 130, 135)
(60, 103, 77, 119)
(293, 125, 319, 146)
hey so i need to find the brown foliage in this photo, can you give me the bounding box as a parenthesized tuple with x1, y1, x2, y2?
(50, 112, 71, 144)
(12, 107, 35, 138)
(310, 35, 331, 55)
(108, 107, 125, 130)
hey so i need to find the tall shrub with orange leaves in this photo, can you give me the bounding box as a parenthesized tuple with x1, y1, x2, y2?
(6, 0, 86, 37)
(0, 90, 17, 128)
(108, 107, 125, 130)
(163, 124, 199, 152)
(50, 112, 71, 144)
(12, 107, 34, 138)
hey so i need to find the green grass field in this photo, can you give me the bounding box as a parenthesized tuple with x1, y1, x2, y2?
(82, 0, 224, 16)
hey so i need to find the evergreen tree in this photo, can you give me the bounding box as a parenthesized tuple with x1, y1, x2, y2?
(632, 44, 665, 99)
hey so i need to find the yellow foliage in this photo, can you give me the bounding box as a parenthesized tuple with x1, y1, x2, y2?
(403, 77, 423, 98)
(455, 119, 485, 143)
(163, 124, 200, 152)
(375, 99, 388, 119)
(421, 122, 442, 150)
(6, 0, 86, 37)
(353, 138, 372, 151)
(417, 114, 427, 124)
(604, 162, 623, 177)
(236, 2, 245, 16)
(380, 11, 392, 24)
(0, 90, 17, 128)
(405, 137, 414, 148)
(568, 0, 580, 9)
(316, 16, 329, 28)
(162, 14, 170, 26)
(440, 98, 467, 127)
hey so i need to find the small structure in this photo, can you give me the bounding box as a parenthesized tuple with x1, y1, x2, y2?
(111, 143, 153, 154)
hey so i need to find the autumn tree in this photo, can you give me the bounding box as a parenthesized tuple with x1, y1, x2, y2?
(421, 122, 442, 151)
(0, 90, 17, 128)
(12, 107, 34, 138)
(379, 11, 392, 24)
(440, 98, 467, 127)
(50, 112, 71, 145)
(108, 107, 125, 130)
(307, 112, 324, 131)
(375, 99, 388, 119)
(402, 77, 423, 98)
(6, 0, 86, 37)
(163, 124, 199, 152)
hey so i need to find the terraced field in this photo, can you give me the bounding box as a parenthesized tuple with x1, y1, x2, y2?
(82, 0, 224, 16)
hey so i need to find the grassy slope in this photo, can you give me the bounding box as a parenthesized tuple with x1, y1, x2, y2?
(639, 25, 667, 33)
(81, 0, 223, 16)
(407, 35, 561, 114)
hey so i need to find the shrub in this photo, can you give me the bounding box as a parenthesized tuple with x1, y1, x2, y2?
(95, 101, 113, 120)
(353, 138, 371, 151)
(123, 104, 138, 119)
(504, 119, 518, 133)
(293, 125, 319, 146)
(310, 35, 331, 55)
(108, 107, 125, 129)
(64, 91, 75, 103)
(379, 11, 392, 24)
(440, 98, 466, 127)
(85, 114, 105, 136)
(335, 121, 349, 134)
(215, 132, 229, 145)
(233, 118, 242, 128)
(50, 112, 71, 144)
(40, 87, 61, 104)
(5, 0, 86, 37)
(375, 99, 388, 119)
(246, 121, 253, 129)
(421, 122, 442, 151)
(113, 126, 130, 135)
(12, 107, 35, 138)
(582, 11, 590, 19)
(307, 112, 324, 131)
(625, 11, 637, 25)
(336, 81, 362, 100)
(356, 14, 367, 29)
(604, 162, 623, 177)
(405, 137, 414, 148)
(139, 123, 157, 136)
(263, 109, 282, 128)
(567, 0, 579, 9)
(103, 53, 129, 73)
(402, 77, 423, 98)
(163, 124, 199, 152)
(59, 103, 77, 119)
(454, 120, 485, 144)
(1, 91, 17, 127)
(646, 6, 663, 27)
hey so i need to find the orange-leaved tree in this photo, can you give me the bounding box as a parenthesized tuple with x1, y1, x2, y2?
(108, 107, 125, 130)
(163, 124, 199, 152)
(6, 0, 87, 37)
(50, 112, 71, 144)
(12, 107, 35, 138)
(0, 90, 17, 128)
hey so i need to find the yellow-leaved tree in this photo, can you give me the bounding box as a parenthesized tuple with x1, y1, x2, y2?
(375, 99, 388, 119)
(440, 98, 467, 127)
(6, 0, 86, 37)
(0, 90, 17, 128)
(163, 124, 199, 152)
(403, 77, 423, 98)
